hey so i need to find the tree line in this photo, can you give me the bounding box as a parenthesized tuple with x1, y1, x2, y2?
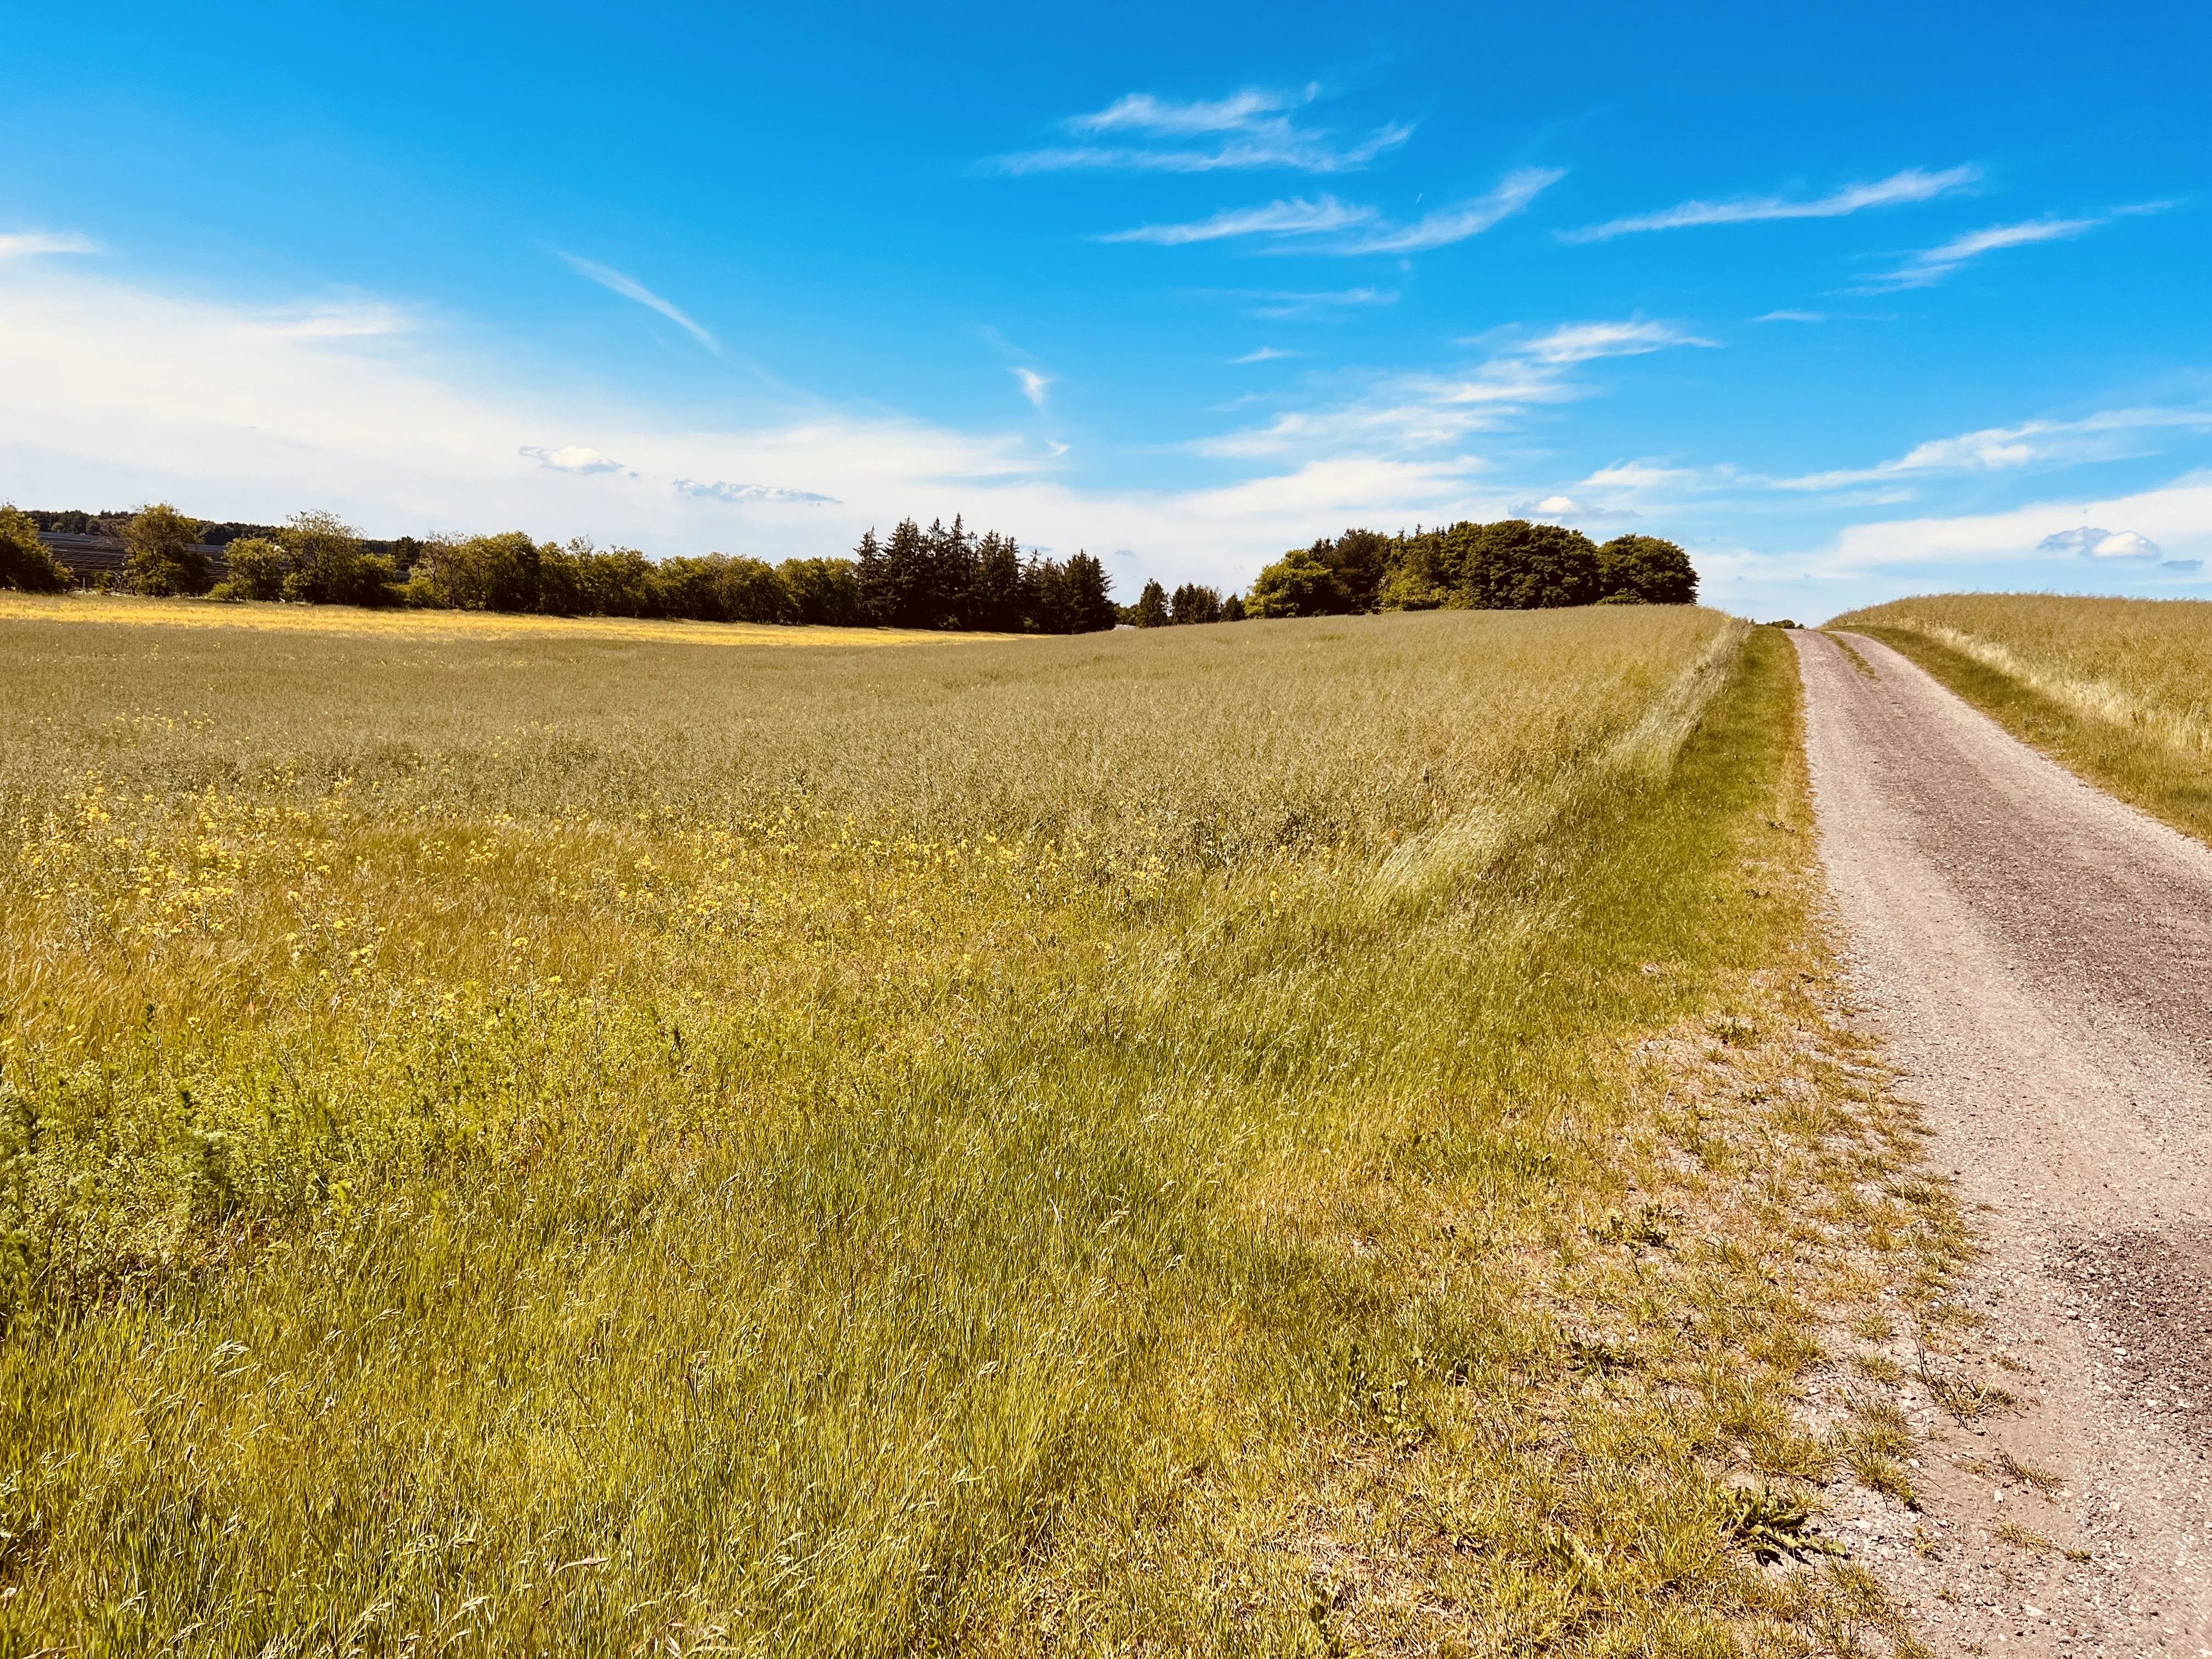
(3, 501, 1701, 629)
(1238, 522, 1697, 618)
(0, 504, 1120, 633)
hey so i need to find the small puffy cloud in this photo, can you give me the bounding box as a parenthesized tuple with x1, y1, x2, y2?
(1508, 493, 1641, 524)
(521, 444, 623, 474)
(1012, 368, 1053, 407)
(1563, 165, 1978, 242)
(1806, 478, 2212, 588)
(673, 478, 839, 505)
(2037, 526, 2161, 560)
(0, 231, 99, 260)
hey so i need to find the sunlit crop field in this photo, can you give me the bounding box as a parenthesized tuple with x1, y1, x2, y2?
(1, 606, 1950, 1655)
(0, 590, 964, 649)
(1832, 592, 2212, 842)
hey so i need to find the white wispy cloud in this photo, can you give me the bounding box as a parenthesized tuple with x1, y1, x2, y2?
(1807, 475, 2212, 585)
(1770, 407, 2212, 488)
(1328, 169, 1565, 254)
(1099, 195, 1375, 246)
(1012, 368, 1053, 408)
(1562, 165, 1978, 242)
(0, 230, 99, 260)
(674, 479, 839, 505)
(983, 84, 1411, 175)
(1216, 286, 1398, 320)
(1071, 88, 1302, 136)
(1108, 170, 1562, 256)
(1195, 317, 1716, 459)
(1866, 216, 2103, 289)
(1758, 310, 1827, 323)
(521, 444, 624, 474)
(0, 254, 1503, 594)
(1231, 346, 1299, 363)
(558, 252, 720, 352)
(1508, 318, 1719, 364)
(276, 303, 414, 339)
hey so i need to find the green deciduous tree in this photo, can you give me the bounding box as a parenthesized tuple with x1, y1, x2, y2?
(123, 504, 213, 597)
(220, 538, 289, 601)
(1596, 534, 1699, 604)
(778, 557, 862, 627)
(1246, 547, 1339, 618)
(0, 505, 68, 592)
(278, 511, 396, 606)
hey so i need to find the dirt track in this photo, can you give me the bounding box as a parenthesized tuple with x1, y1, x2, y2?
(1796, 630, 2212, 1657)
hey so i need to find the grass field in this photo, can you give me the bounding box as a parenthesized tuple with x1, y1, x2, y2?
(0, 590, 968, 650)
(1, 603, 1955, 1656)
(1830, 593, 2212, 844)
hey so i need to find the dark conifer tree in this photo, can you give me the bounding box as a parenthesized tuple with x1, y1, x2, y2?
(874, 517, 932, 626)
(1020, 554, 1068, 633)
(1169, 583, 1223, 624)
(1062, 551, 1116, 633)
(853, 528, 888, 623)
(1133, 578, 1170, 628)
(970, 531, 1024, 631)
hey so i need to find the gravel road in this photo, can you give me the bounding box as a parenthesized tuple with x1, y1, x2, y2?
(1796, 629, 2212, 1657)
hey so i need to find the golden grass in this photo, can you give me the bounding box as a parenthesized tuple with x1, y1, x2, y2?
(0, 607, 1956, 1655)
(0, 589, 971, 648)
(1830, 593, 2212, 842)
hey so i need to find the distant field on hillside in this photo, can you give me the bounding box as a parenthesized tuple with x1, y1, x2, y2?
(0, 607, 1951, 1655)
(1831, 593, 2212, 843)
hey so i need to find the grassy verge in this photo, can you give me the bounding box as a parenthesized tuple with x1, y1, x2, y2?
(1831, 594, 2212, 844)
(0, 608, 1956, 1655)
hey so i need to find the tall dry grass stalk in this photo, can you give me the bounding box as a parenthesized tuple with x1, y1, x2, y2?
(1833, 592, 2212, 842)
(0, 605, 1954, 1654)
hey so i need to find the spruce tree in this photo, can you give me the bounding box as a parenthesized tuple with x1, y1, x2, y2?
(1063, 552, 1115, 633)
(879, 518, 930, 627)
(1133, 579, 1170, 628)
(853, 528, 888, 624)
(971, 532, 1023, 631)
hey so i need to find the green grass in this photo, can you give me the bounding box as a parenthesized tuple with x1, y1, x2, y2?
(0, 606, 1956, 1655)
(1830, 593, 2212, 844)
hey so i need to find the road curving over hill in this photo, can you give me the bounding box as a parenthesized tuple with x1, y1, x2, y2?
(1796, 628, 2212, 1658)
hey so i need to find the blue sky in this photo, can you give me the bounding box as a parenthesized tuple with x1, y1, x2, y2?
(2, 0, 2208, 618)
